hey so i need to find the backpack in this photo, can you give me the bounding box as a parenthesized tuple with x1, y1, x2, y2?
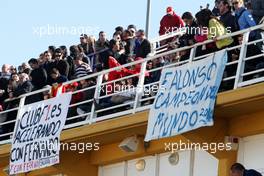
(235, 8, 246, 30)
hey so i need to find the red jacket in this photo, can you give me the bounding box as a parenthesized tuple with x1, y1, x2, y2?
(107, 57, 149, 94)
(159, 13, 184, 35)
(107, 57, 128, 93)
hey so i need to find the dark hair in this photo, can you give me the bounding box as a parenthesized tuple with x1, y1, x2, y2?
(77, 45, 84, 53)
(219, 0, 232, 11)
(99, 31, 105, 36)
(55, 48, 62, 54)
(80, 34, 88, 38)
(127, 24, 137, 30)
(137, 29, 145, 34)
(95, 63, 103, 72)
(115, 26, 124, 33)
(109, 39, 118, 49)
(195, 9, 214, 27)
(23, 68, 31, 75)
(69, 45, 80, 57)
(230, 163, 245, 172)
(28, 58, 38, 65)
(48, 46, 56, 53)
(113, 31, 122, 37)
(50, 68, 59, 75)
(60, 45, 68, 58)
(44, 51, 50, 55)
(123, 30, 132, 37)
(182, 12, 194, 20)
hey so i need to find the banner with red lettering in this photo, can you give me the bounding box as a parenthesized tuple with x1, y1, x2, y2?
(9, 93, 72, 174)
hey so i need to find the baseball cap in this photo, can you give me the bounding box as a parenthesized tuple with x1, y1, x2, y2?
(167, 6, 173, 14)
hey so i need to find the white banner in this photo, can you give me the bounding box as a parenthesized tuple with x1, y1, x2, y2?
(9, 93, 72, 174)
(145, 50, 227, 141)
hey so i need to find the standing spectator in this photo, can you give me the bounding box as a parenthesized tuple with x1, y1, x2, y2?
(53, 48, 70, 78)
(87, 35, 96, 68)
(250, 0, 264, 24)
(99, 39, 126, 69)
(95, 31, 110, 66)
(127, 24, 137, 38)
(11, 73, 33, 104)
(60, 45, 75, 80)
(212, 0, 220, 16)
(122, 30, 135, 60)
(42, 51, 54, 84)
(219, 0, 239, 33)
(28, 58, 47, 90)
(74, 54, 92, 78)
(0, 64, 11, 105)
(48, 45, 56, 59)
(134, 30, 151, 58)
(115, 26, 124, 34)
(196, 9, 234, 50)
(233, 0, 256, 30)
(13, 73, 33, 97)
(113, 31, 122, 43)
(181, 12, 199, 46)
(95, 31, 109, 52)
(159, 6, 184, 36)
(0, 64, 11, 80)
(10, 73, 19, 83)
(230, 163, 262, 176)
(9, 65, 17, 75)
(78, 34, 90, 56)
(20, 63, 31, 74)
(77, 44, 91, 65)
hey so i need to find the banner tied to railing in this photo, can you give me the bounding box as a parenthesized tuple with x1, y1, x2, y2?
(145, 50, 227, 142)
(9, 93, 72, 174)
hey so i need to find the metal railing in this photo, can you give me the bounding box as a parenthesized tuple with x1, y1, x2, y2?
(0, 24, 264, 145)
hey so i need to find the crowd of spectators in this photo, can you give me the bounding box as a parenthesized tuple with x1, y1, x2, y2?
(0, 0, 264, 137)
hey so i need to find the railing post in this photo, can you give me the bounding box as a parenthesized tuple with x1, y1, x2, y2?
(189, 46, 197, 63)
(133, 60, 147, 113)
(11, 96, 25, 139)
(261, 31, 264, 51)
(151, 42, 157, 55)
(89, 74, 103, 124)
(234, 31, 250, 89)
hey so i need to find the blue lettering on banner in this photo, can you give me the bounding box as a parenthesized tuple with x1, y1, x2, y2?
(145, 50, 228, 141)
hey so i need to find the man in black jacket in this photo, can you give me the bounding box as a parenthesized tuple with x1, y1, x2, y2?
(53, 48, 70, 78)
(230, 163, 262, 176)
(122, 30, 135, 59)
(99, 39, 127, 68)
(134, 29, 151, 58)
(11, 73, 34, 104)
(28, 58, 47, 90)
(219, 0, 239, 33)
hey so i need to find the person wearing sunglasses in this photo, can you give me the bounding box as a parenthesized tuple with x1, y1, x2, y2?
(52, 48, 70, 79)
(233, 0, 256, 30)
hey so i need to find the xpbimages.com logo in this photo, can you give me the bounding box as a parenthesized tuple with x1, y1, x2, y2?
(11, 140, 100, 163)
(163, 26, 232, 38)
(164, 140, 232, 154)
(100, 83, 166, 96)
(32, 24, 100, 37)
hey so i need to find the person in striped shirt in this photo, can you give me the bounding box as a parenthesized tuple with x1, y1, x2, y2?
(74, 54, 92, 78)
